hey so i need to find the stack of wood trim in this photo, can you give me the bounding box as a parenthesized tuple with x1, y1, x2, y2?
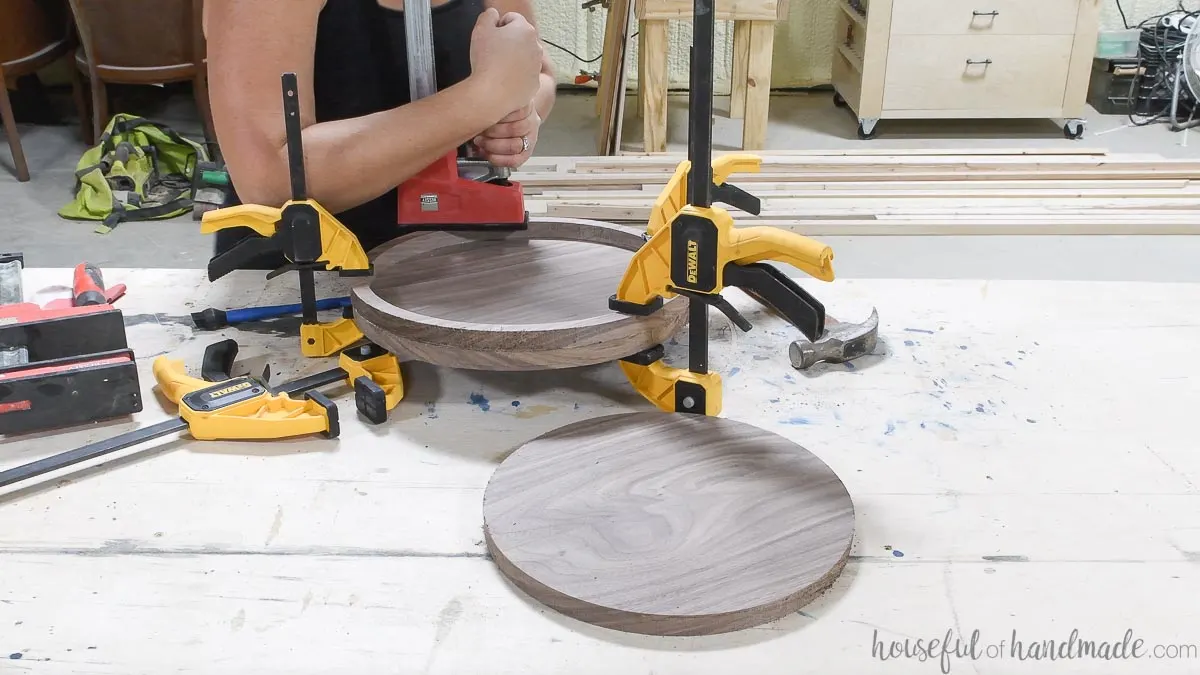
(511, 148, 1200, 235)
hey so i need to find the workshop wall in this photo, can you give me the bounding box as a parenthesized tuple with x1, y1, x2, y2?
(534, 0, 1185, 92)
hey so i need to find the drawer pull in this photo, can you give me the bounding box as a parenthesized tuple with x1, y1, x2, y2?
(972, 10, 1000, 16)
(965, 59, 993, 66)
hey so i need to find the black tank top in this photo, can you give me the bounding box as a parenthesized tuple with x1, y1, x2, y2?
(212, 0, 483, 268)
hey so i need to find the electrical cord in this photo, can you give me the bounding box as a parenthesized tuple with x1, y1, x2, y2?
(1116, 2, 1199, 128)
(541, 31, 639, 66)
(541, 38, 604, 64)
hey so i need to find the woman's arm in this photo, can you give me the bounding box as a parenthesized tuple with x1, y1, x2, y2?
(202, 0, 543, 213)
(490, 0, 557, 121)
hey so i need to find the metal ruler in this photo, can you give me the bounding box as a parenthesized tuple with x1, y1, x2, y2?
(404, 0, 512, 179)
(404, 0, 437, 101)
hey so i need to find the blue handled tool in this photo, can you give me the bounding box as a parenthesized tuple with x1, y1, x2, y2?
(191, 296, 351, 330)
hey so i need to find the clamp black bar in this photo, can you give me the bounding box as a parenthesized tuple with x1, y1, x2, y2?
(282, 73, 307, 202)
(686, 1, 715, 210)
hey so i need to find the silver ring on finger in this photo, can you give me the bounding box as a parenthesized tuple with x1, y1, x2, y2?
(520, 135, 529, 153)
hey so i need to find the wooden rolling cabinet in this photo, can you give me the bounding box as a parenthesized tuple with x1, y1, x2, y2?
(830, 0, 1101, 139)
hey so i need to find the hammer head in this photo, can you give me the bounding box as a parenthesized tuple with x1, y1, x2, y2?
(789, 308, 879, 370)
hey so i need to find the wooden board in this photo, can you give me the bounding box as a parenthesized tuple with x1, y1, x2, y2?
(609, 0, 636, 154)
(483, 412, 856, 636)
(596, 0, 633, 155)
(636, 0, 784, 21)
(349, 217, 688, 371)
(504, 150, 1200, 236)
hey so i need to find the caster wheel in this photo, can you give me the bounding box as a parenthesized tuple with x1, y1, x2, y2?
(1063, 120, 1085, 140)
(857, 121, 877, 140)
(833, 91, 847, 108)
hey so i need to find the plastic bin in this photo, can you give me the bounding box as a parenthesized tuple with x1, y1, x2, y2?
(1095, 29, 1140, 59)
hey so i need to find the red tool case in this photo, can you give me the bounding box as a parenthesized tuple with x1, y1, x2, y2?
(0, 291, 142, 436)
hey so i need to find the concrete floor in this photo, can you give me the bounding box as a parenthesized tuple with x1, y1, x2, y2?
(2, 88, 1198, 281)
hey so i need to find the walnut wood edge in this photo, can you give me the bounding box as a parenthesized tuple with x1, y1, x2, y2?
(485, 526, 852, 636)
(354, 308, 688, 371)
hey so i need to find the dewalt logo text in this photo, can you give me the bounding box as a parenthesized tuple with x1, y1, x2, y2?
(686, 239, 699, 284)
(209, 381, 252, 398)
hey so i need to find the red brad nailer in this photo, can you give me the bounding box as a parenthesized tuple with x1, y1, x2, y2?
(0, 255, 142, 436)
(396, 0, 528, 232)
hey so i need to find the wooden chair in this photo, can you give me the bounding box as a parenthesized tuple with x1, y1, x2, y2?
(67, 0, 213, 146)
(0, 0, 83, 182)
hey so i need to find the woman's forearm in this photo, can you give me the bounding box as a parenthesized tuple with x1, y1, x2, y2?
(249, 77, 507, 213)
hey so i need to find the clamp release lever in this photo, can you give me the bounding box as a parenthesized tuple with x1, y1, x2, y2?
(667, 286, 753, 332)
(712, 182, 761, 217)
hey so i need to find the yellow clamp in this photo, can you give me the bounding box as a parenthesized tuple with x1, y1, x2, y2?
(152, 356, 333, 441)
(203, 199, 371, 358)
(200, 199, 370, 273)
(339, 346, 405, 411)
(617, 155, 837, 416)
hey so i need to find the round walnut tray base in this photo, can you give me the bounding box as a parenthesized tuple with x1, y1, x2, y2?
(350, 217, 688, 371)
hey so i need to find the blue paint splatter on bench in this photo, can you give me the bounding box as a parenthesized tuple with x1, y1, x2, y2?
(469, 393, 491, 412)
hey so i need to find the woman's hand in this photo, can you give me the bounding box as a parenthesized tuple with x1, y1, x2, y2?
(473, 102, 541, 168)
(469, 9, 543, 116)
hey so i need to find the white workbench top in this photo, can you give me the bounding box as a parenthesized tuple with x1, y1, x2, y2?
(1, 268, 1198, 674)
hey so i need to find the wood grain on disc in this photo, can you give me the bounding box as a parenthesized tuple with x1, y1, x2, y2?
(350, 217, 688, 371)
(483, 412, 855, 636)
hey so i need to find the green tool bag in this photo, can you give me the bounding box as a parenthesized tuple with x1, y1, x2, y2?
(59, 114, 209, 233)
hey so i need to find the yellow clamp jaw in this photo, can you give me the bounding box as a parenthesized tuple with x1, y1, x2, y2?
(337, 342, 405, 417)
(200, 199, 370, 274)
(152, 356, 338, 441)
(302, 317, 364, 359)
(201, 199, 372, 358)
(647, 153, 765, 237)
(618, 346, 722, 416)
(612, 156, 837, 416)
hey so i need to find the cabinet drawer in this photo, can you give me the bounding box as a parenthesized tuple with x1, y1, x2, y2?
(882, 34, 1073, 112)
(890, 0, 1080, 35)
